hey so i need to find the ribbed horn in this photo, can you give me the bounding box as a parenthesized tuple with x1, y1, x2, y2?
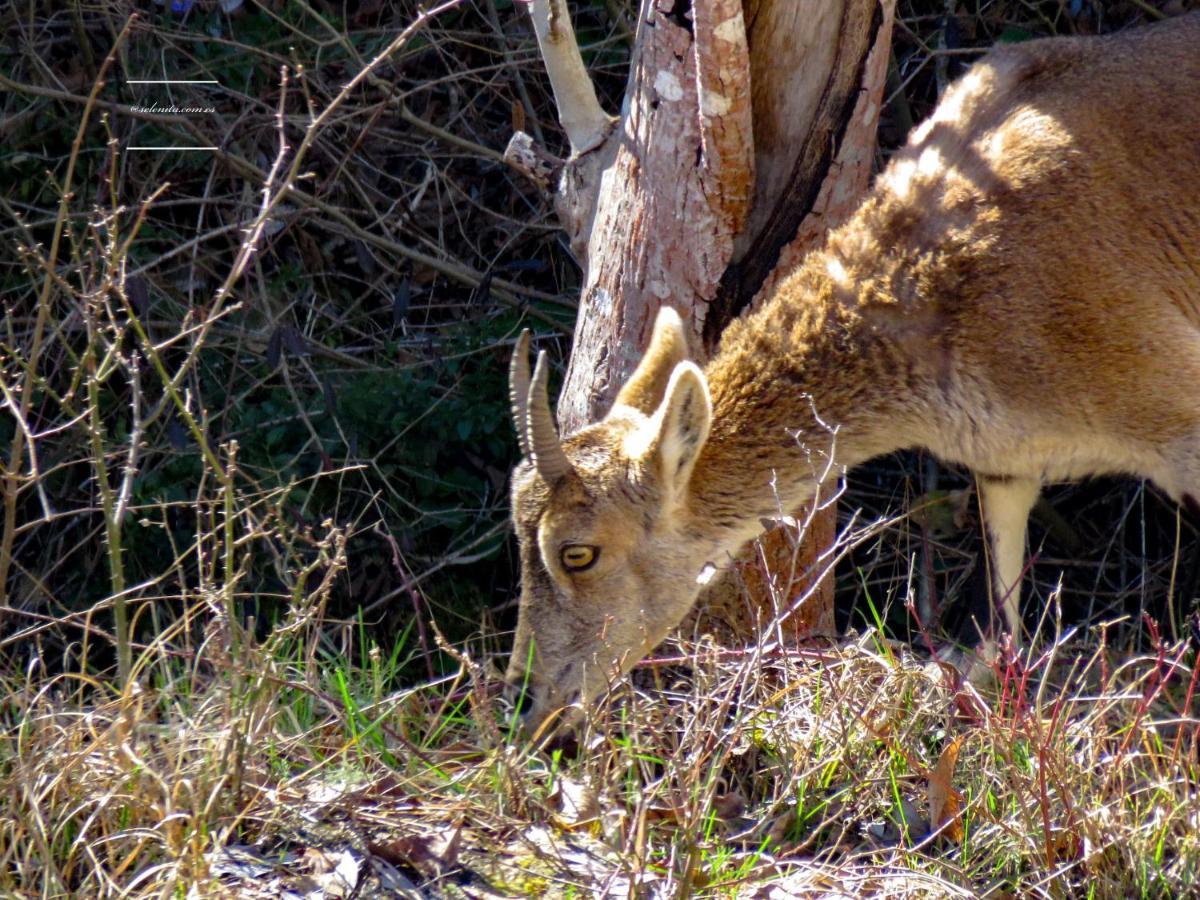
(509, 330, 533, 458)
(528, 349, 574, 482)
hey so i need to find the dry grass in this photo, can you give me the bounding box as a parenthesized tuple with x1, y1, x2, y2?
(1, 577, 1197, 895)
(2, 0, 1199, 896)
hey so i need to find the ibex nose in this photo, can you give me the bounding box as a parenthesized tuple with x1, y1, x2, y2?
(502, 675, 537, 719)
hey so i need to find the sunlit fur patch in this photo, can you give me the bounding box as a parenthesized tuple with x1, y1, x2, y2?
(917, 146, 943, 178)
(883, 146, 946, 201)
(986, 107, 1072, 188)
(883, 157, 918, 201)
(825, 255, 851, 287)
(611, 405, 657, 463)
(884, 66, 991, 202)
(910, 68, 987, 147)
(551, 414, 636, 475)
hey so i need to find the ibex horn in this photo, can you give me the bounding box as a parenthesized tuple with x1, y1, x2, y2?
(528, 349, 574, 483)
(509, 330, 533, 459)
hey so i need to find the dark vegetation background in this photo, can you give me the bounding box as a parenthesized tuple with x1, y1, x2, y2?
(1, 0, 1196, 686)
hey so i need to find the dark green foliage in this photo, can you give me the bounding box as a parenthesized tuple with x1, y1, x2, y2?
(0, 0, 598, 670)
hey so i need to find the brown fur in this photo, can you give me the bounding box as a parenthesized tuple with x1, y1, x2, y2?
(506, 16, 1200, 734)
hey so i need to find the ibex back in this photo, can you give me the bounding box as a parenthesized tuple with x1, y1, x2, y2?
(505, 15, 1200, 735)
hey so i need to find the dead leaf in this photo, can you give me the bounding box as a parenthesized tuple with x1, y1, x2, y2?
(369, 835, 432, 869)
(1046, 827, 1082, 863)
(369, 822, 463, 876)
(764, 807, 798, 845)
(928, 734, 965, 841)
(301, 846, 333, 873)
(641, 797, 686, 824)
(324, 850, 361, 898)
(207, 843, 293, 879)
(551, 775, 600, 829)
(712, 789, 746, 820)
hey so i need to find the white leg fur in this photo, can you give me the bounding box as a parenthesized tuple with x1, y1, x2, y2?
(976, 475, 1041, 647)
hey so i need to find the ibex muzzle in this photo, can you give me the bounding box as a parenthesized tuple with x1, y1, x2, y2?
(505, 15, 1200, 736)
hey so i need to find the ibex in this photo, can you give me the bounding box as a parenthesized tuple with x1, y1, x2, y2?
(506, 15, 1200, 734)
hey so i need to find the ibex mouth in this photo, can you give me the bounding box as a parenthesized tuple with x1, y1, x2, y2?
(502, 661, 586, 741)
(519, 697, 584, 744)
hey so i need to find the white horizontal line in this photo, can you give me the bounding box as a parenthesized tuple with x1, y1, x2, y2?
(128, 146, 219, 150)
(128, 79, 220, 84)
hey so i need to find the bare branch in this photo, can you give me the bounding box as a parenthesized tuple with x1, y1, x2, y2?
(524, 0, 616, 155)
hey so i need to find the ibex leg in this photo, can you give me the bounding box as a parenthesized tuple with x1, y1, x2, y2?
(976, 474, 1041, 647)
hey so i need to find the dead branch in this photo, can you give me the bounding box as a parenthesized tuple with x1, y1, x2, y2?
(522, 0, 616, 156)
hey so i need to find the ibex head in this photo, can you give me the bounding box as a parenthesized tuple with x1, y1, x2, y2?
(504, 308, 716, 735)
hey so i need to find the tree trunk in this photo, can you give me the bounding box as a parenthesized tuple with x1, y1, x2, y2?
(509, 0, 895, 645)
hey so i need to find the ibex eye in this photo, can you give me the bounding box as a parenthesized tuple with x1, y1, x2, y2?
(560, 545, 598, 571)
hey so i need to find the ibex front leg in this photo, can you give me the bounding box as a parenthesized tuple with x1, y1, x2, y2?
(976, 474, 1041, 653)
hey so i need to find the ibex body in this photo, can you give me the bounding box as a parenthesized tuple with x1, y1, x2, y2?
(507, 16, 1200, 733)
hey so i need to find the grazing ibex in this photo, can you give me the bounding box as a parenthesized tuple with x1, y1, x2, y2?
(505, 15, 1200, 734)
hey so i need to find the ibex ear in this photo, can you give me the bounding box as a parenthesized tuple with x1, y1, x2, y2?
(639, 362, 712, 498)
(612, 307, 691, 416)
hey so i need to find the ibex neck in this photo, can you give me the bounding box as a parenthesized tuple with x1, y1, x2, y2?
(688, 233, 935, 550)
